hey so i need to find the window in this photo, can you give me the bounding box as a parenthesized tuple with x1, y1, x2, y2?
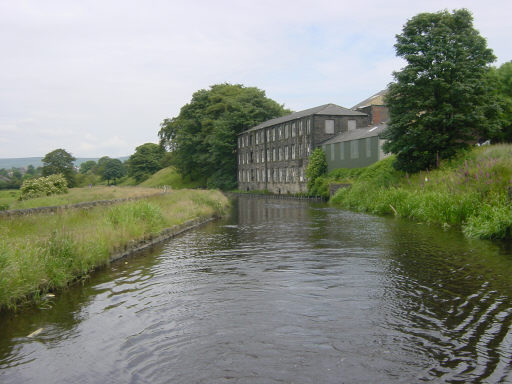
(273, 148, 276, 161)
(330, 144, 335, 161)
(366, 138, 372, 157)
(279, 147, 283, 161)
(285, 125, 289, 139)
(238, 154, 241, 165)
(351, 140, 359, 159)
(272, 128, 276, 141)
(340, 143, 344, 160)
(268, 168, 271, 181)
(267, 149, 271, 162)
(298, 121, 303, 136)
(306, 119, 311, 134)
(285, 146, 289, 160)
(298, 144, 302, 157)
(325, 120, 334, 134)
(261, 150, 265, 163)
(291, 144, 296, 159)
(348, 120, 356, 131)
(278, 126, 282, 140)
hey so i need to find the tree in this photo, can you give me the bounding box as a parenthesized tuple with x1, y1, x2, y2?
(42, 148, 76, 187)
(128, 143, 165, 182)
(158, 83, 290, 190)
(490, 62, 512, 142)
(305, 148, 328, 191)
(383, 9, 500, 172)
(102, 158, 125, 184)
(79, 160, 97, 174)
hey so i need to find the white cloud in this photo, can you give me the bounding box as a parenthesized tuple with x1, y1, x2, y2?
(0, 0, 510, 157)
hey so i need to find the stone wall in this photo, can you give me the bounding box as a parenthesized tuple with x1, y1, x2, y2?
(0, 192, 164, 218)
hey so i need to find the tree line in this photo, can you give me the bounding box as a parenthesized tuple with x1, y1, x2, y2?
(9, 9, 512, 192)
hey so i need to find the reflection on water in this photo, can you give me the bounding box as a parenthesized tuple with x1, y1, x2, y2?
(1, 196, 512, 383)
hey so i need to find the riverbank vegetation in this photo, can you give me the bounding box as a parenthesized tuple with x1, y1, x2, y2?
(138, 166, 204, 189)
(328, 144, 512, 240)
(0, 186, 160, 211)
(0, 189, 228, 310)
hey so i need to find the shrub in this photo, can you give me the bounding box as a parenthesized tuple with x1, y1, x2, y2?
(19, 174, 68, 200)
(306, 148, 327, 191)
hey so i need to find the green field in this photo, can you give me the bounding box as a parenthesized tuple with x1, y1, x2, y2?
(0, 189, 229, 310)
(0, 186, 160, 211)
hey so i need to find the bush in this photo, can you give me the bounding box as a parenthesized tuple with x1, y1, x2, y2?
(306, 148, 327, 191)
(19, 174, 68, 200)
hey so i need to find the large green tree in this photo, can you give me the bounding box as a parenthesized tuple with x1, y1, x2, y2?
(102, 158, 125, 185)
(158, 83, 290, 190)
(42, 148, 76, 187)
(128, 143, 165, 182)
(383, 9, 500, 172)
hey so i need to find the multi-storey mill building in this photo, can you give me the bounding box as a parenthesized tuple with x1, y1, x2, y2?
(237, 104, 368, 194)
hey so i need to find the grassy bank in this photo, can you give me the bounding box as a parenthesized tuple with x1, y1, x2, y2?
(138, 166, 204, 189)
(0, 186, 160, 211)
(328, 144, 512, 240)
(0, 189, 229, 310)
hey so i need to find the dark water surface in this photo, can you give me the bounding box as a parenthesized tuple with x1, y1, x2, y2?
(1, 196, 512, 383)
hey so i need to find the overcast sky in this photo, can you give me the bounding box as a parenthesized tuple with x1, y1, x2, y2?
(1, 0, 511, 158)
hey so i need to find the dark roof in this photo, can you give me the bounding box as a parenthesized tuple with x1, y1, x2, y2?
(321, 122, 388, 145)
(243, 103, 366, 133)
(352, 89, 387, 109)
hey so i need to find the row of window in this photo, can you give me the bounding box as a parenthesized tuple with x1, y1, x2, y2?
(239, 167, 306, 184)
(239, 119, 312, 148)
(324, 138, 373, 161)
(238, 144, 312, 165)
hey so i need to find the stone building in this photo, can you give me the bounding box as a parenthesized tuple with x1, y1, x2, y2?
(237, 104, 368, 194)
(352, 89, 389, 125)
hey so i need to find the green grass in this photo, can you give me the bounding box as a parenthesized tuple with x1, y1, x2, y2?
(138, 166, 204, 189)
(0, 189, 229, 310)
(0, 186, 160, 210)
(330, 144, 512, 240)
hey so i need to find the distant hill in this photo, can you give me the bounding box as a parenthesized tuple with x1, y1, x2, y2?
(0, 156, 130, 169)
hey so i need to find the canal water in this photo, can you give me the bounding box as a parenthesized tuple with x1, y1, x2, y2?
(1, 196, 512, 383)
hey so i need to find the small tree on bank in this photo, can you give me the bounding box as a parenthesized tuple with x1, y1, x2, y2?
(383, 9, 500, 173)
(42, 148, 76, 187)
(306, 148, 328, 192)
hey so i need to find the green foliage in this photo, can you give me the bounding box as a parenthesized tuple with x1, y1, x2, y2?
(128, 143, 165, 182)
(42, 149, 76, 187)
(79, 160, 97, 174)
(463, 197, 512, 239)
(19, 174, 68, 200)
(383, 9, 499, 173)
(490, 62, 512, 142)
(106, 201, 166, 233)
(138, 167, 203, 189)
(305, 148, 328, 191)
(158, 83, 290, 190)
(102, 158, 125, 184)
(330, 144, 512, 239)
